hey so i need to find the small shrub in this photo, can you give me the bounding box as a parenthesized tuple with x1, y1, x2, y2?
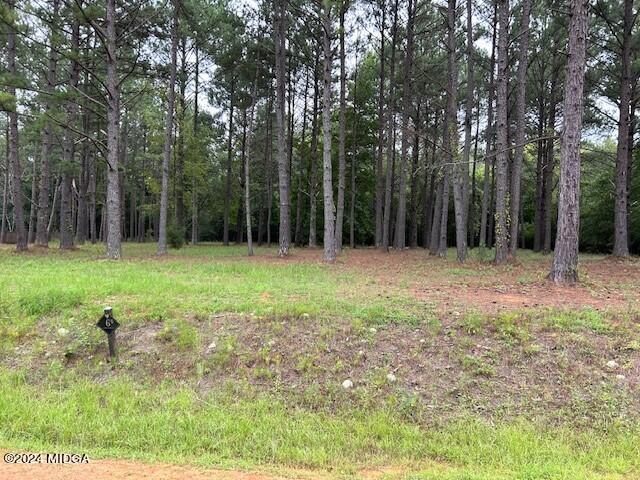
(167, 223, 185, 249)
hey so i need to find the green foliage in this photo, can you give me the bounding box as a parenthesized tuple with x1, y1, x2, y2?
(158, 319, 199, 350)
(167, 223, 185, 249)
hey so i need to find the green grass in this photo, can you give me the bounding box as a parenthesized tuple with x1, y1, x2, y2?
(0, 243, 428, 351)
(0, 370, 637, 478)
(1, 243, 639, 478)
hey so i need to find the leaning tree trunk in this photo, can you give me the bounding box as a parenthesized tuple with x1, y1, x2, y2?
(275, 0, 291, 256)
(479, 0, 497, 248)
(321, 3, 336, 262)
(549, 0, 589, 284)
(493, 0, 510, 264)
(508, 0, 532, 256)
(158, 0, 179, 255)
(613, 0, 633, 257)
(6, 0, 27, 251)
(394, 0, 415, 250)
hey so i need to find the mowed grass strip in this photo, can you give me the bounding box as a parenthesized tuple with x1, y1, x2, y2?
(0, 372, 637, 479)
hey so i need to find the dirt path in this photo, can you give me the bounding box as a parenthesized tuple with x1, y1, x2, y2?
(1, 457, 325, 480)
(0, 454, 405, 480)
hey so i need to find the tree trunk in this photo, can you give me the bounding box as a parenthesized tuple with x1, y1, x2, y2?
(309, 52, 320, 248)
(446, 0, 464, 262)
(275, 0, 291, 256)
(408, 103, 420, 248)
(158, 0, 179, 255)
(28, 155, 38, 244)
(508, 0, 532, 256)
(533, 77, 546, 252)
(375, 0, 386, 247)
(350, 65, 359, 249)
(7, 0, 27, 251)
(335, 2, 348, 253)
(613, 0, 633, 257)
(394, 0, 415, 250)
(223, 78, 236, 246)
(462, 0, 475, 250)
(176, 37, 187, 237)
(244, 61, 260, 257)
(543, 76, 558, 254)
(191, 45, 200, 245)
(549, 0, 589, 284)
(479, 0, 497, 248)
(295, 69, 310, 246)
(35, 0, 60, 247)
(382, 0, 399, 251)
(1, 126, 8, 244)
(493, 0, 509, 264)
(60, 16, 81, 250)
(322, 3, 336, 262)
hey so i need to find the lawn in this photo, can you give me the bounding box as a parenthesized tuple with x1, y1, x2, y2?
(1, 243, 639, 479)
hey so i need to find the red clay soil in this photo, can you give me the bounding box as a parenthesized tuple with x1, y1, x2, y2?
(0, 456, 337, 480)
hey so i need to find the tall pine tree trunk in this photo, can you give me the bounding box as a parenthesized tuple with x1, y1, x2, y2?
(60, 16, 80, 250)
(36, 0, 59, 247)
(550, 0, 589, 283)
(309, 53, 320, 248)
(479, 0, 497, 248)
(375, 0, 386, 247)
(104, 0, 122, 258)
(275, 0, 291, 256)
(382, 0, 399, 251)
(335, 2, 348, 253)
(613, 0, 633, 257)
(394, 0, 415, 250)
(158, 0, 179, 255)
(223, 78, 235, 246)
(7, 0, 27, 251)
(493, 0, 510, 264)
(508, 0, 532, 256)
(322, 3, 336, 262)
(446, 0, 465, 262)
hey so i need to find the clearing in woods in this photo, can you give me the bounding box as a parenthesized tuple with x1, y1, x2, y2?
(0, 243, 639, 479)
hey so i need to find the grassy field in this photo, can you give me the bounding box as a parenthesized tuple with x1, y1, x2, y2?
(1, 243, 639, 479)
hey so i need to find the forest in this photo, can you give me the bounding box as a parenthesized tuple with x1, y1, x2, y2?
(0, 0, 637, 282)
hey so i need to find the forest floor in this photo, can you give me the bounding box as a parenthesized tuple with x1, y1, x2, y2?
(0, 243, 639, 479)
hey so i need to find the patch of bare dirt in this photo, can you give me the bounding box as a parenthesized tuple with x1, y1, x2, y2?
(0, 455, 336, 480)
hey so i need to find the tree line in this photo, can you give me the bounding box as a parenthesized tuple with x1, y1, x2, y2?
(0, 0, 636, 283)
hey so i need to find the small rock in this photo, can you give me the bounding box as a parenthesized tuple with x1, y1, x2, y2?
(606, 360, 619, 370)
(205, 341, 217, 353)
(301, 313, 310, 319)
(419, 339, 426, 344)
(342, 379, 354, 390)
(57, 327, 69, 337)
(386, 373, 397, 383)
(369, 327, 377, 334)
(616, 374, 626, 381)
